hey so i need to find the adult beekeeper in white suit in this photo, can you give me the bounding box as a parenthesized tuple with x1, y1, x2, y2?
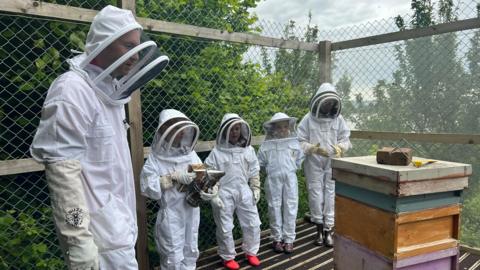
(140, 109, 223, 270)
(205, 113, 262, 270)
(257, 112, 304, 254)
(297, 83, 351, 247)
(30, 5, 169, 269)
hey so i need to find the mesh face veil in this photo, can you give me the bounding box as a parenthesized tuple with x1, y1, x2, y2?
(87, 32, 169, 100)
(151, 114, 199, 157)
(310, 90, 342, 119)
(263, 112, 297, 141)
(216, 115, 251, 148)
(80, 6, 169, 100)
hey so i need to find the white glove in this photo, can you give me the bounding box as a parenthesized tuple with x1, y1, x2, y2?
(252, 188, 261, 204)
(45, 160, 99, 270)
(331, 144, 344, 158)
(304, 143, 329, 157)
(200, 185, 218, 200)
(249, 175, 261, 204)
(170, 171, 196, 185)
(159, 175, 174, 190)
(69, 242, 99, 270)
(313, 145, 330, 157)
(200, 185, 224, 208)
(211, 194, 225, 209)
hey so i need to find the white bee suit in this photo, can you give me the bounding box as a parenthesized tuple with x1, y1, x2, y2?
(205, 113, 261, 261)
(258, 113, 303, 244)
(140, 109, 201, 270)
(297, 84, 351, 229)
(28, 5, 165, 269)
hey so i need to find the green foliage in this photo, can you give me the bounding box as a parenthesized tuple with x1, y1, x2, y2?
(0, 16, 89, 159)
(136, 0, 259, 33)
(0, 209, 64, 270)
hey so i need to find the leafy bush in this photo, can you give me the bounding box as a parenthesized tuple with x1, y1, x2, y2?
(0, 208, 64, 270)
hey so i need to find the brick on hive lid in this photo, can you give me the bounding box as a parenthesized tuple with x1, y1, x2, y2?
(376, 147, 413, 166)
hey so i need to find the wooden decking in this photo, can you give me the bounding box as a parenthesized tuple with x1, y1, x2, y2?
(196, 221, 480, 270)
(197, 222, 333, 270)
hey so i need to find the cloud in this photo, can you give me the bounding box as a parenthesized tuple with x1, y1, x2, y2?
(250, 0, 412, 29)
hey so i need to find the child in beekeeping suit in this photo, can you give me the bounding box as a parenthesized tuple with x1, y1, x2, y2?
(258, 112, 304, 254)
(140, 109, 223, 270)
(297, 83, 351, 247)
(205, 113, 261, 270)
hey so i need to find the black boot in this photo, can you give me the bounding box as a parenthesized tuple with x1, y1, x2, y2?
(324, 228, 334, 247)
(314, 223, 324, 246)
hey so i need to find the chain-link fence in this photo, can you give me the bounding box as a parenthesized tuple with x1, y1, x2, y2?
(1, 0, 480, 269)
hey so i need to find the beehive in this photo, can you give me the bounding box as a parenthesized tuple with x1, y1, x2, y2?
(332, 155, 470, 270)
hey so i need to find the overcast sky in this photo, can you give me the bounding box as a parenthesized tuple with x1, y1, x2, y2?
(250, 0, 413, 30)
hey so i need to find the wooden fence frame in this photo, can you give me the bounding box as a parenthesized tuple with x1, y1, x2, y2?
(0, 0, 479, 268)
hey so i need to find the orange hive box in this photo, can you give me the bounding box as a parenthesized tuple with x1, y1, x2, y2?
(335, 195, 460, 260)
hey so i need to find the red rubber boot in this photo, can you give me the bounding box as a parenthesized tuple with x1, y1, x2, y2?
(245, 254, 261, 267)
(223, 259, 240, 270)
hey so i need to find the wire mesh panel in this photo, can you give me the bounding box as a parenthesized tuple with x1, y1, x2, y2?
(42, 0, 117, 10)
(0, 172, 64, 269)
(0, 16, 89, 160)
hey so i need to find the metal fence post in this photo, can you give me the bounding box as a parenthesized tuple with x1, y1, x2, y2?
(116, 1, 150, 269)
(318, 40, 332, 84)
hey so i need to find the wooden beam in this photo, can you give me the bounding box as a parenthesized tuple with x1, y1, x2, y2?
(0, 0, 318, 51)
(332, 18, 480, 51)
(318, 40, 332, 84)
(0, 0, 97, 23)
(2, 0, 479, 53)
(137, 17, 318, 51)
(350, 131, 480, 145)
(0, 158, 44, 176)
(1, 131, 479, 176)
(143, 136, 266, 158)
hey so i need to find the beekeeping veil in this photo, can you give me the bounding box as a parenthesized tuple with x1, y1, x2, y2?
(216, 113, 251, 148)
(151, 109, 199, 157)
(263, 112, 297, 141)
(310, 83, 342, 119)
(80, 5, 169, 100)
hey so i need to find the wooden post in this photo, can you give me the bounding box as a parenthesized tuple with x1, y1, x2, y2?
(116, 1, 150, 270)
(318, 40, 332, 84)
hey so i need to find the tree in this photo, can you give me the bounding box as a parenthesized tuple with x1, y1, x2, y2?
(356, 0, 467, 133)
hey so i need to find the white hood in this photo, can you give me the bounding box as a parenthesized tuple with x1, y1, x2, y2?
(151, 109, 199, 157)
(310, 83, 342, 119)
(216, 113, 251, 149)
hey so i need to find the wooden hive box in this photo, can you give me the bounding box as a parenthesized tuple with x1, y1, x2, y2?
(335, 195, 460, 260)
(334, 234, 459, 270)
(336, 181, 463, 213)
(332, 156, 471, 197)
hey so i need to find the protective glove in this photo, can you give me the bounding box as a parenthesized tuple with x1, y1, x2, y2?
(69, 243, 99, 270)
(211, 195, 225, 209)
(304, 143, 329, 157)
(44, 160, 99, 270)
(331, 144, 344, 158)
(313, 145, 330, 157)
(200, 185, 224, 209)
(199, 185, 218, 200)
(170, 170, 196, 185)
(159, 175, 174, 190)
(249, 175, 261, 204)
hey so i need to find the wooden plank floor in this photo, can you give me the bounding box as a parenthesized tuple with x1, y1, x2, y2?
(196, 221, 480, 270)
